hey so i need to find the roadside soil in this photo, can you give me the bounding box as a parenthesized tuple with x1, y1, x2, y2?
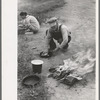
(18, 0, 96, 100)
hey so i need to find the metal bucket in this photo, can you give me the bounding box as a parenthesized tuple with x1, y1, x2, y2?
(31, 60, 44, 74)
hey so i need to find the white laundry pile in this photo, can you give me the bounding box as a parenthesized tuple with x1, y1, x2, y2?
(48, 49, 95, 85)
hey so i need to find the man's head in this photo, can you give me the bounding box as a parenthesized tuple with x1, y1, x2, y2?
(47, 17, 58, 30)
(20, 12, 27, 19)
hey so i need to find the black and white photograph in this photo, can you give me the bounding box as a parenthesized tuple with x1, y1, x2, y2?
(17, 0, 98, 100)
(2, 0, 99, 100)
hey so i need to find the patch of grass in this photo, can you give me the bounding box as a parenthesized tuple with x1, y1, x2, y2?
(34, 0, 66, 24)
(18, 34, 49, 100)
(18, 0, 66, 24)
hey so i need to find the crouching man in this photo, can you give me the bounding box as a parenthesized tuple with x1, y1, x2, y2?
(45, 17, 71, 54)
(18, 12, 40, 34)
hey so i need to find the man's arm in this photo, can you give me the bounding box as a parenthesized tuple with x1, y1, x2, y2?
(18, 20, 28, 30)
(59, 25, 69, 49)
(46, 29, 52, 50)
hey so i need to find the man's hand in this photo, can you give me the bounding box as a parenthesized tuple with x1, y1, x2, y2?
(18, 25, 28, 30)
(52, 46, 60, 53)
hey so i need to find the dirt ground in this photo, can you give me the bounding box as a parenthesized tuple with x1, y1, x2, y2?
(18, 0, 96, 100)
